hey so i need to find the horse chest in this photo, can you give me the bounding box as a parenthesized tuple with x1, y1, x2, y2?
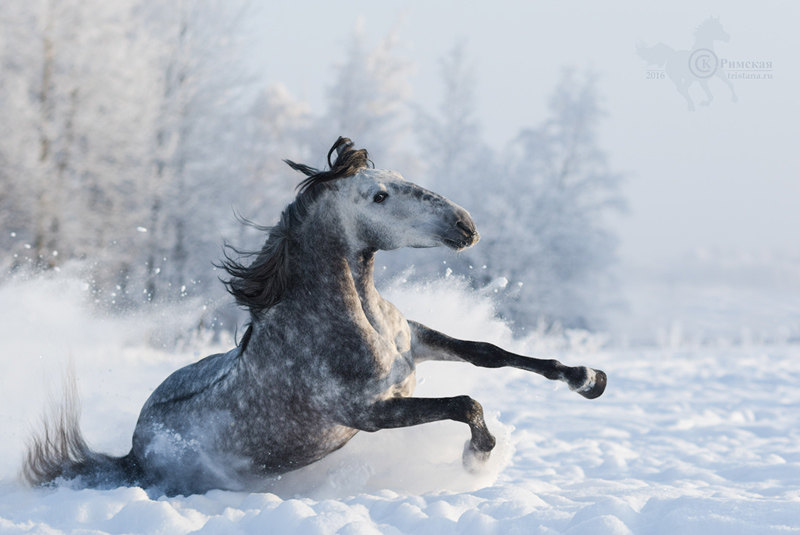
(328, 323, 413, 382)
(320, 314, 415, 398)
(364, 299, 412, 364)
(248, 293, 415, 408)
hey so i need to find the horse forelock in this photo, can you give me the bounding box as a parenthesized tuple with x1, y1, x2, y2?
(285, 136, 373, 195)
(220, 137, 370, 319)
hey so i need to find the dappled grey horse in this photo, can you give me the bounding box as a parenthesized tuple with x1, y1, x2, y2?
(25, 137, 606, 496)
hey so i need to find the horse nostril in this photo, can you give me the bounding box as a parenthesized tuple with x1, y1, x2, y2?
(456, 220, 473, 237)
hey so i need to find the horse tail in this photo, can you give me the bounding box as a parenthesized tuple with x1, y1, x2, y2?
(21, 370, 143, 489)
(636, 41, 674, 67)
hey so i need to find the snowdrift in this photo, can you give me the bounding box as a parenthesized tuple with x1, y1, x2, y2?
(1, 272, 799, 534)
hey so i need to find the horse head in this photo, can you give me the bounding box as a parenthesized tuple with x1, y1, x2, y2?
(290, 137, 479, 253)
(333, 168, 479, 252)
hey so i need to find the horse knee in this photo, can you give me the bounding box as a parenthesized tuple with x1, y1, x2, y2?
(453, 396, 495, 452)
(453, 395, 484, 423)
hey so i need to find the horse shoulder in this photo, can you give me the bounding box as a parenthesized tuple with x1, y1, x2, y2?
(377, 296, 411, 353)
(372, 295, 415, 397)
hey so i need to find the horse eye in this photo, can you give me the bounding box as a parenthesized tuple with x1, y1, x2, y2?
(373, 192, 388, 204)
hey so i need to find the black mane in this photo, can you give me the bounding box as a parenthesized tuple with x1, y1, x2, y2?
(219, 137, 371, 319)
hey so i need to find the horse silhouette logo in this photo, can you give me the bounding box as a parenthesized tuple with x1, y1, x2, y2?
(637, 17, 737, 110)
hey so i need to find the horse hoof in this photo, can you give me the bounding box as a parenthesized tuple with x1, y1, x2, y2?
(577, 369, 607, 399)
(462, 440, 491, 473)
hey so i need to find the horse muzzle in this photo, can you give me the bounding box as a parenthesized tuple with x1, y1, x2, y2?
(442, 219, 480, 250)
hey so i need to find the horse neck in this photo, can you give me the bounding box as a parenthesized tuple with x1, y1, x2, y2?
(287, 211, 383, 322)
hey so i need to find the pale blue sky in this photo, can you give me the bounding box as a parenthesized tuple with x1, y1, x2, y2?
(250, 1, 800, 264)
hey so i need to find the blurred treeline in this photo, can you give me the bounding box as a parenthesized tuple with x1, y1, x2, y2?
(0, 1, 624, 333)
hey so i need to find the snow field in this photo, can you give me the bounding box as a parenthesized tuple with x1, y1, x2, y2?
(1, 274, 799, 534)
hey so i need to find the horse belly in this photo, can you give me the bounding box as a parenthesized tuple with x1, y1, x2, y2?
(247, 422, 359, 476)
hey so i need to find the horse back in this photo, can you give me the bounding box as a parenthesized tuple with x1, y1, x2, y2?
(139, 346, 241, 412)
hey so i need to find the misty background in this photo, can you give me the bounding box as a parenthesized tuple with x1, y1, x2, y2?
(1, 0, 798, 347)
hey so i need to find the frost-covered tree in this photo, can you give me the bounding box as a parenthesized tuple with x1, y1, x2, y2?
(238, 83, 313, 229)
(484, 69, 625, 329)
(0, 0, 155, 278)
(319, 20, 411, 168)
(413, 61, 623, 330)
(404, 44, 496, 279)
(136, 0, 254, 303)
(0, 0, 256, 312)
(416, 44, 483, 191)
(0, 2, 40, 260)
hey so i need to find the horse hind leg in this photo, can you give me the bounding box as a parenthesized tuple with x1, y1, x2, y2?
(349, 396, 497, 472)
(457, 396, 496, 472)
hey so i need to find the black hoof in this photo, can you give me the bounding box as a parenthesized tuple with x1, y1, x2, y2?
(578, 369, 607, 399)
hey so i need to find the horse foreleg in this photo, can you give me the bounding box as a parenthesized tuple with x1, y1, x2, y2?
(408, 321, 606, 399)
(348, 396, 496, 471)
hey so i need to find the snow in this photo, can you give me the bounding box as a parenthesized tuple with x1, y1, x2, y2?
(2, 273, 800, 534)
